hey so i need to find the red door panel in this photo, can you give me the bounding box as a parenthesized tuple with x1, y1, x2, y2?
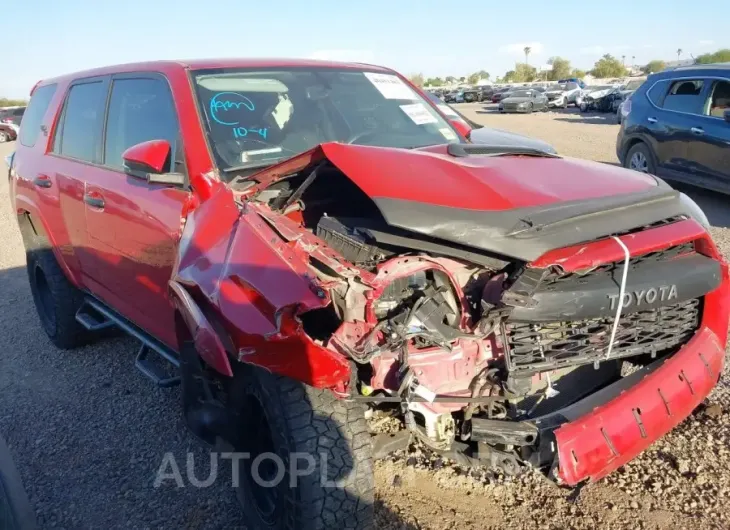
(83, 167, 188, 347)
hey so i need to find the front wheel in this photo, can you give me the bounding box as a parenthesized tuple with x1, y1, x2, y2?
(527, 103, 534, 114)
(227, 367, 374, 530)
(0, 131, 8, 143)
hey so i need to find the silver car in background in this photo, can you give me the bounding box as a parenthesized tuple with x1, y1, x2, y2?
(545, 82, 582, 108)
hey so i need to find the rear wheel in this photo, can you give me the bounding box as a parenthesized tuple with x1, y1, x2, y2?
(26, 247, 89, 349)
(227, 366, 374, 530)
(624, 142, 656, 174)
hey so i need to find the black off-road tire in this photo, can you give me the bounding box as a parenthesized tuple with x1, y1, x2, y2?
(228, 366, 374, 530)
(26, 247, 89, 349)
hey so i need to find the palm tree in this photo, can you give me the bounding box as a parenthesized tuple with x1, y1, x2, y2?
(677, 48, 683, 61)
(524, 46, 531, 66)
(622, 55, 626, 66)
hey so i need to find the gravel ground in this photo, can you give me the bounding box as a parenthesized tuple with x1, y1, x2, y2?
(2, 106, 730, 529)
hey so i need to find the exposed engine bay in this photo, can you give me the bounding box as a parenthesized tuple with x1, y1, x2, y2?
(234, 155, 720, 478)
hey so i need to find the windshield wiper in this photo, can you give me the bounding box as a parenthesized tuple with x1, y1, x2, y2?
(447, 143, 559, 158)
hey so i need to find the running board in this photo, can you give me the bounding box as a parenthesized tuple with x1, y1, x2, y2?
(75, 304, 115, 332)
(136, 344, 181, 387)
(78, 297, 181, 387)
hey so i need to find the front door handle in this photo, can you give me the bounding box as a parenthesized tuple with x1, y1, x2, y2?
(33, 175, 52, 189)
(647, 117, 658, 124)
(84, 193, 105, 209)
(691, 127, 704, 135)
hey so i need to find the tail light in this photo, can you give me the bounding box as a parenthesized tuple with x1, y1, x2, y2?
(621, 98, 632, 118)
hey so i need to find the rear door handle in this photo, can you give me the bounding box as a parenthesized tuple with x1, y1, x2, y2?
(647, 117, 658, 124)
(84, 193, 105, 209)
(33, 175, 52, 189)
(691, 127, 704, 135)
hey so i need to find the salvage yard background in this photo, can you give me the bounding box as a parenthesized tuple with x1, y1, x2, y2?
(2, 105, 730, 530)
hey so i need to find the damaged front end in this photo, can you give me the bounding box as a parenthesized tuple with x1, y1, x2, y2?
(172, 143, 729, 484)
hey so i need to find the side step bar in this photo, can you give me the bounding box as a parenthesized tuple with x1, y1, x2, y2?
(75, 298, 181, 387)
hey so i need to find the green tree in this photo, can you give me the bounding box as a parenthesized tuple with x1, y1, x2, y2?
(642, 60, 666, 74)
(695, 49, 730, 64)
(547, 56, 571, 81)
(590, 54, 627, 78)
(425, 77, 444, 87)
(504, 64, 537, 83)
(571, 68, 586, 79)
(0, 98, 27, 107)
(445, 76, 456, 84)
(408, 73, 425, 87)
(467, 70, 491, 85)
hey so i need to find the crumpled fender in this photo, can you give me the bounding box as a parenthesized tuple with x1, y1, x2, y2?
(168, 280, 233, 377)
(170, 184, 351, 389)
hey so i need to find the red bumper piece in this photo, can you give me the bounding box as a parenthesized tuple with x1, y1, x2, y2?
(555, 326, 724, 485)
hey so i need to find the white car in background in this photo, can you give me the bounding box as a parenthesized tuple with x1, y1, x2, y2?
(545, 81, 582, 108)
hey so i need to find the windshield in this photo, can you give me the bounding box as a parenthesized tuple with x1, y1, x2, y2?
(510, 90, 533, 98)
(548, 84, 566, 91)
(623, 79, 645, 91)
(192, 67, 460, 171)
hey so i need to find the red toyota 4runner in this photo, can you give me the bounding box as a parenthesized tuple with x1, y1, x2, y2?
(8, 59, 730, 529)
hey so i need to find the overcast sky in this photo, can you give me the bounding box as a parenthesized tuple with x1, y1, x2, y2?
(1, 0, 725, 97)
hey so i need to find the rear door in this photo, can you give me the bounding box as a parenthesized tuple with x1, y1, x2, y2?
(49, 77, 110, 290)
(684, 78, 730, 187)
(83, 73, 189, 347)
(643, 78, 706, 178)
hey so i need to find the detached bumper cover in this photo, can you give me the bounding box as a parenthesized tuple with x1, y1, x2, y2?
(554, 326, 724, 485)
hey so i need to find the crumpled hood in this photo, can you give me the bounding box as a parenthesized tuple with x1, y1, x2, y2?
(316, 143, 658, 211)
(246, 143, 684, 261)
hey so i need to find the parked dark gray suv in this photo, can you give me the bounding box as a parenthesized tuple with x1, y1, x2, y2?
(616, 64, 730, 193)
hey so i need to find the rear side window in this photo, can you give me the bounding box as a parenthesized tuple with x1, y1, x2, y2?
(646, 79, 670, 106)
(19, 85, 56, 147)
(663, 79, 705, 114)
(707, 80, 730, 118)
(54, 81, 107, 162)
(103, 77, 179, 170)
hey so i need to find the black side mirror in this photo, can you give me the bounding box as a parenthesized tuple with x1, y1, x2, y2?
(724, 109, 730, 123)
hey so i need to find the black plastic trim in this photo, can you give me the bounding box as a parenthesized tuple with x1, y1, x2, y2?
(509, 253, 721, 322)
(373, 186, 688, 262)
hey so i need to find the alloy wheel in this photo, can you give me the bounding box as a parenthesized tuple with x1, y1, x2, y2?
(629, 152, 649, 172)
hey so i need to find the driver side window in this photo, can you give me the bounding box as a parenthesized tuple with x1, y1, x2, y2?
(103, 77, 180, 171)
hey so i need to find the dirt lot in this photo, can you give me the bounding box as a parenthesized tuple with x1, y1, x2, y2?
(2, 106, 730, 529)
